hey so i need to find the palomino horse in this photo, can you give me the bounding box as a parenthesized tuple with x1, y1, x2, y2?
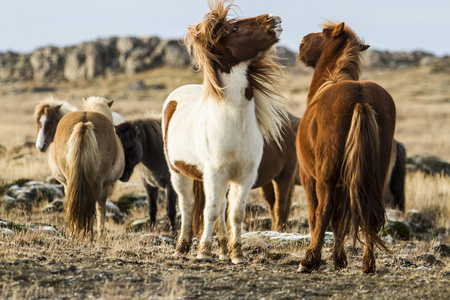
(115, 117, 178, 230)
(296, 22, 396, 273)
(49, 97, 124, 238)
(35, 96, 124, 152)
(162, 0, 287, 263)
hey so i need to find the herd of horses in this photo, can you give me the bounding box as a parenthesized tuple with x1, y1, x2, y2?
(33, 0, 406, 273)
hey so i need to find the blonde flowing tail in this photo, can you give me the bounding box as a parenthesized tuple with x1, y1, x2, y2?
(340, 103, 387, 250)
(65, 122, 99, 236)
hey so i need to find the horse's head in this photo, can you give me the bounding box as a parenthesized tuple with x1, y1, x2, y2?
(298, 22, 370, 68)
(115, 122, 143, 182)
(186, 0, 282, 99)
(35, 104, 62, 152)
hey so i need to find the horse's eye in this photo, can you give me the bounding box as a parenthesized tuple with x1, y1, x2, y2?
(231, 26, 238, 33)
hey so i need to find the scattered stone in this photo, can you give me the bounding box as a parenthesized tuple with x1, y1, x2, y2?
(140, 233, 175, 246)
(2, 228, 14, 235)
(406, 209, 433, 233)
(414, 253, 437, 265)
(242, 231, 334, 246)
(127, 80, 146, 91)
(433, 244, 450, 257)
(406, 153, 450, 176)
(6, 180, 64, 210)
(125, 217, 150, 232)
(116, 193, 147, 213)
(42, 200, 64, 213)
(385, 219, 411, 240)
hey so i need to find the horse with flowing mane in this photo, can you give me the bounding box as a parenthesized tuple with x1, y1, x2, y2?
(162, 0, 287, 263)
(296, 22, 396, 273)
(34, 96, 124, 152)
(49, 97, 125, 239)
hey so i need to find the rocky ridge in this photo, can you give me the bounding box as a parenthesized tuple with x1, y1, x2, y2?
(1, 36, 449, 83)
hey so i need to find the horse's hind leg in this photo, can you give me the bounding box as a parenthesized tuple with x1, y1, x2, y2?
(330, 190, 348, 270)
(143, 181, 158, 227)
(171, 172, 194, 256)
(259, 183, 276, 229)
(299, 180, 334, 272)
(362, 238, 376, 273)
(272, 177, 295, 232)
(165, 185, 178, 231)
(96, 186, 108, 236)
(300, 172, 318, 234)
(198, 172, 228, 260)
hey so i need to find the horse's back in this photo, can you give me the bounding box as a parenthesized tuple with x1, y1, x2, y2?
(54, 111, 122, 171)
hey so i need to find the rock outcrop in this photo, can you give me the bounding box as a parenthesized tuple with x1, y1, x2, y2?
(1, 36, 449, 83)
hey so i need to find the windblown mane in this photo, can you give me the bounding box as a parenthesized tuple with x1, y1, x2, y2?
(83, 96, 114, 123)
(34, 96, 77, 119)
(118, 114, 163, 149)
(322, 21, 364, 83)
(310, 22, 365, 105)
(185, 0, 287, 148)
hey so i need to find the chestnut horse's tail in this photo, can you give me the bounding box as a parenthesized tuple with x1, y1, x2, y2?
(66, 122, 99, 236)
(340, 103, 387, 250)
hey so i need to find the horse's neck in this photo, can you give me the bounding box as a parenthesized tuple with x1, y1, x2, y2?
(139, 121, 164, 167)
(89, 104, 113, 123)
(217, 61, 251, 107)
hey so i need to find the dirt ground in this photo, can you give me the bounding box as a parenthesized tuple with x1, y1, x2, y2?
(0, 222, 449, 299)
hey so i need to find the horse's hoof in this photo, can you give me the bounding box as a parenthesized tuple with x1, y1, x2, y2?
(231, 256, 246, 265)
(219, 254, 229, 261)
(196, 252, 213, 261)
(297, 264, 313, 273)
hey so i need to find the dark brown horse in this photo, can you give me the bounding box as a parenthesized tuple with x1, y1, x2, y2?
(296, 22, 396, 273)
(115, 117, 178, 229)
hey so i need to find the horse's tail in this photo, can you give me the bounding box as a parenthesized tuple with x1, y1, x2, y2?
(340, 103, 387, 250)
(390, 141, 406, 212)
(65, 121, 99, 236)
(192, 180, 205, 238)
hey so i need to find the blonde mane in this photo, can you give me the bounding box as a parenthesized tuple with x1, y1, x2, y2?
(83, 96, 114, 123)
(185, 0, 287, 149)
(34, 96, 77, 119)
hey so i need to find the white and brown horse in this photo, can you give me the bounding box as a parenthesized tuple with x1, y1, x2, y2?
(162, 0, 287, 263)
(35, 96, 124, 152)
(49, 97, 124, 238)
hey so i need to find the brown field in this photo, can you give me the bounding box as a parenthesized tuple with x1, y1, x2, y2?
(0, 65, 449, 299)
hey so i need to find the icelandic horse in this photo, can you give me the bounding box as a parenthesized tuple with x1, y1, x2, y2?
(49, 97, 125, 239)
(296, 22, 396, 273)
(162, 0, 287, 263)
(35, 96, 124, 153)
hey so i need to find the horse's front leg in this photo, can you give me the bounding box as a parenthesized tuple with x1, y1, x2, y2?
(197, 171, 228, 260)
(170, 172, 194, 256)
(215, 188, 229, 260)
(143, 180, 159, 227)
(227, 173, 256, 264)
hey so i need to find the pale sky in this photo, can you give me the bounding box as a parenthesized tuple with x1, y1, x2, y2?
(1, 0, 448, 56)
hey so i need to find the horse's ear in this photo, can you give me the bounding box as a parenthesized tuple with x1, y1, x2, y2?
(107, 100, 114, 108)
(134, 125, 140, 135)
(360, 44, 370, 52)
(83, 97, 87, 102)
(333, 22, 345, 37)
(55, 104, 62, 112)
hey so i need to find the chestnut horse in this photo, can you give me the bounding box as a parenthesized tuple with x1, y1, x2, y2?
(162, 0, 287, 263)
(35, 96, 124, 153)
(296, 22, 396, 273)
(49, 97, 124, 238)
